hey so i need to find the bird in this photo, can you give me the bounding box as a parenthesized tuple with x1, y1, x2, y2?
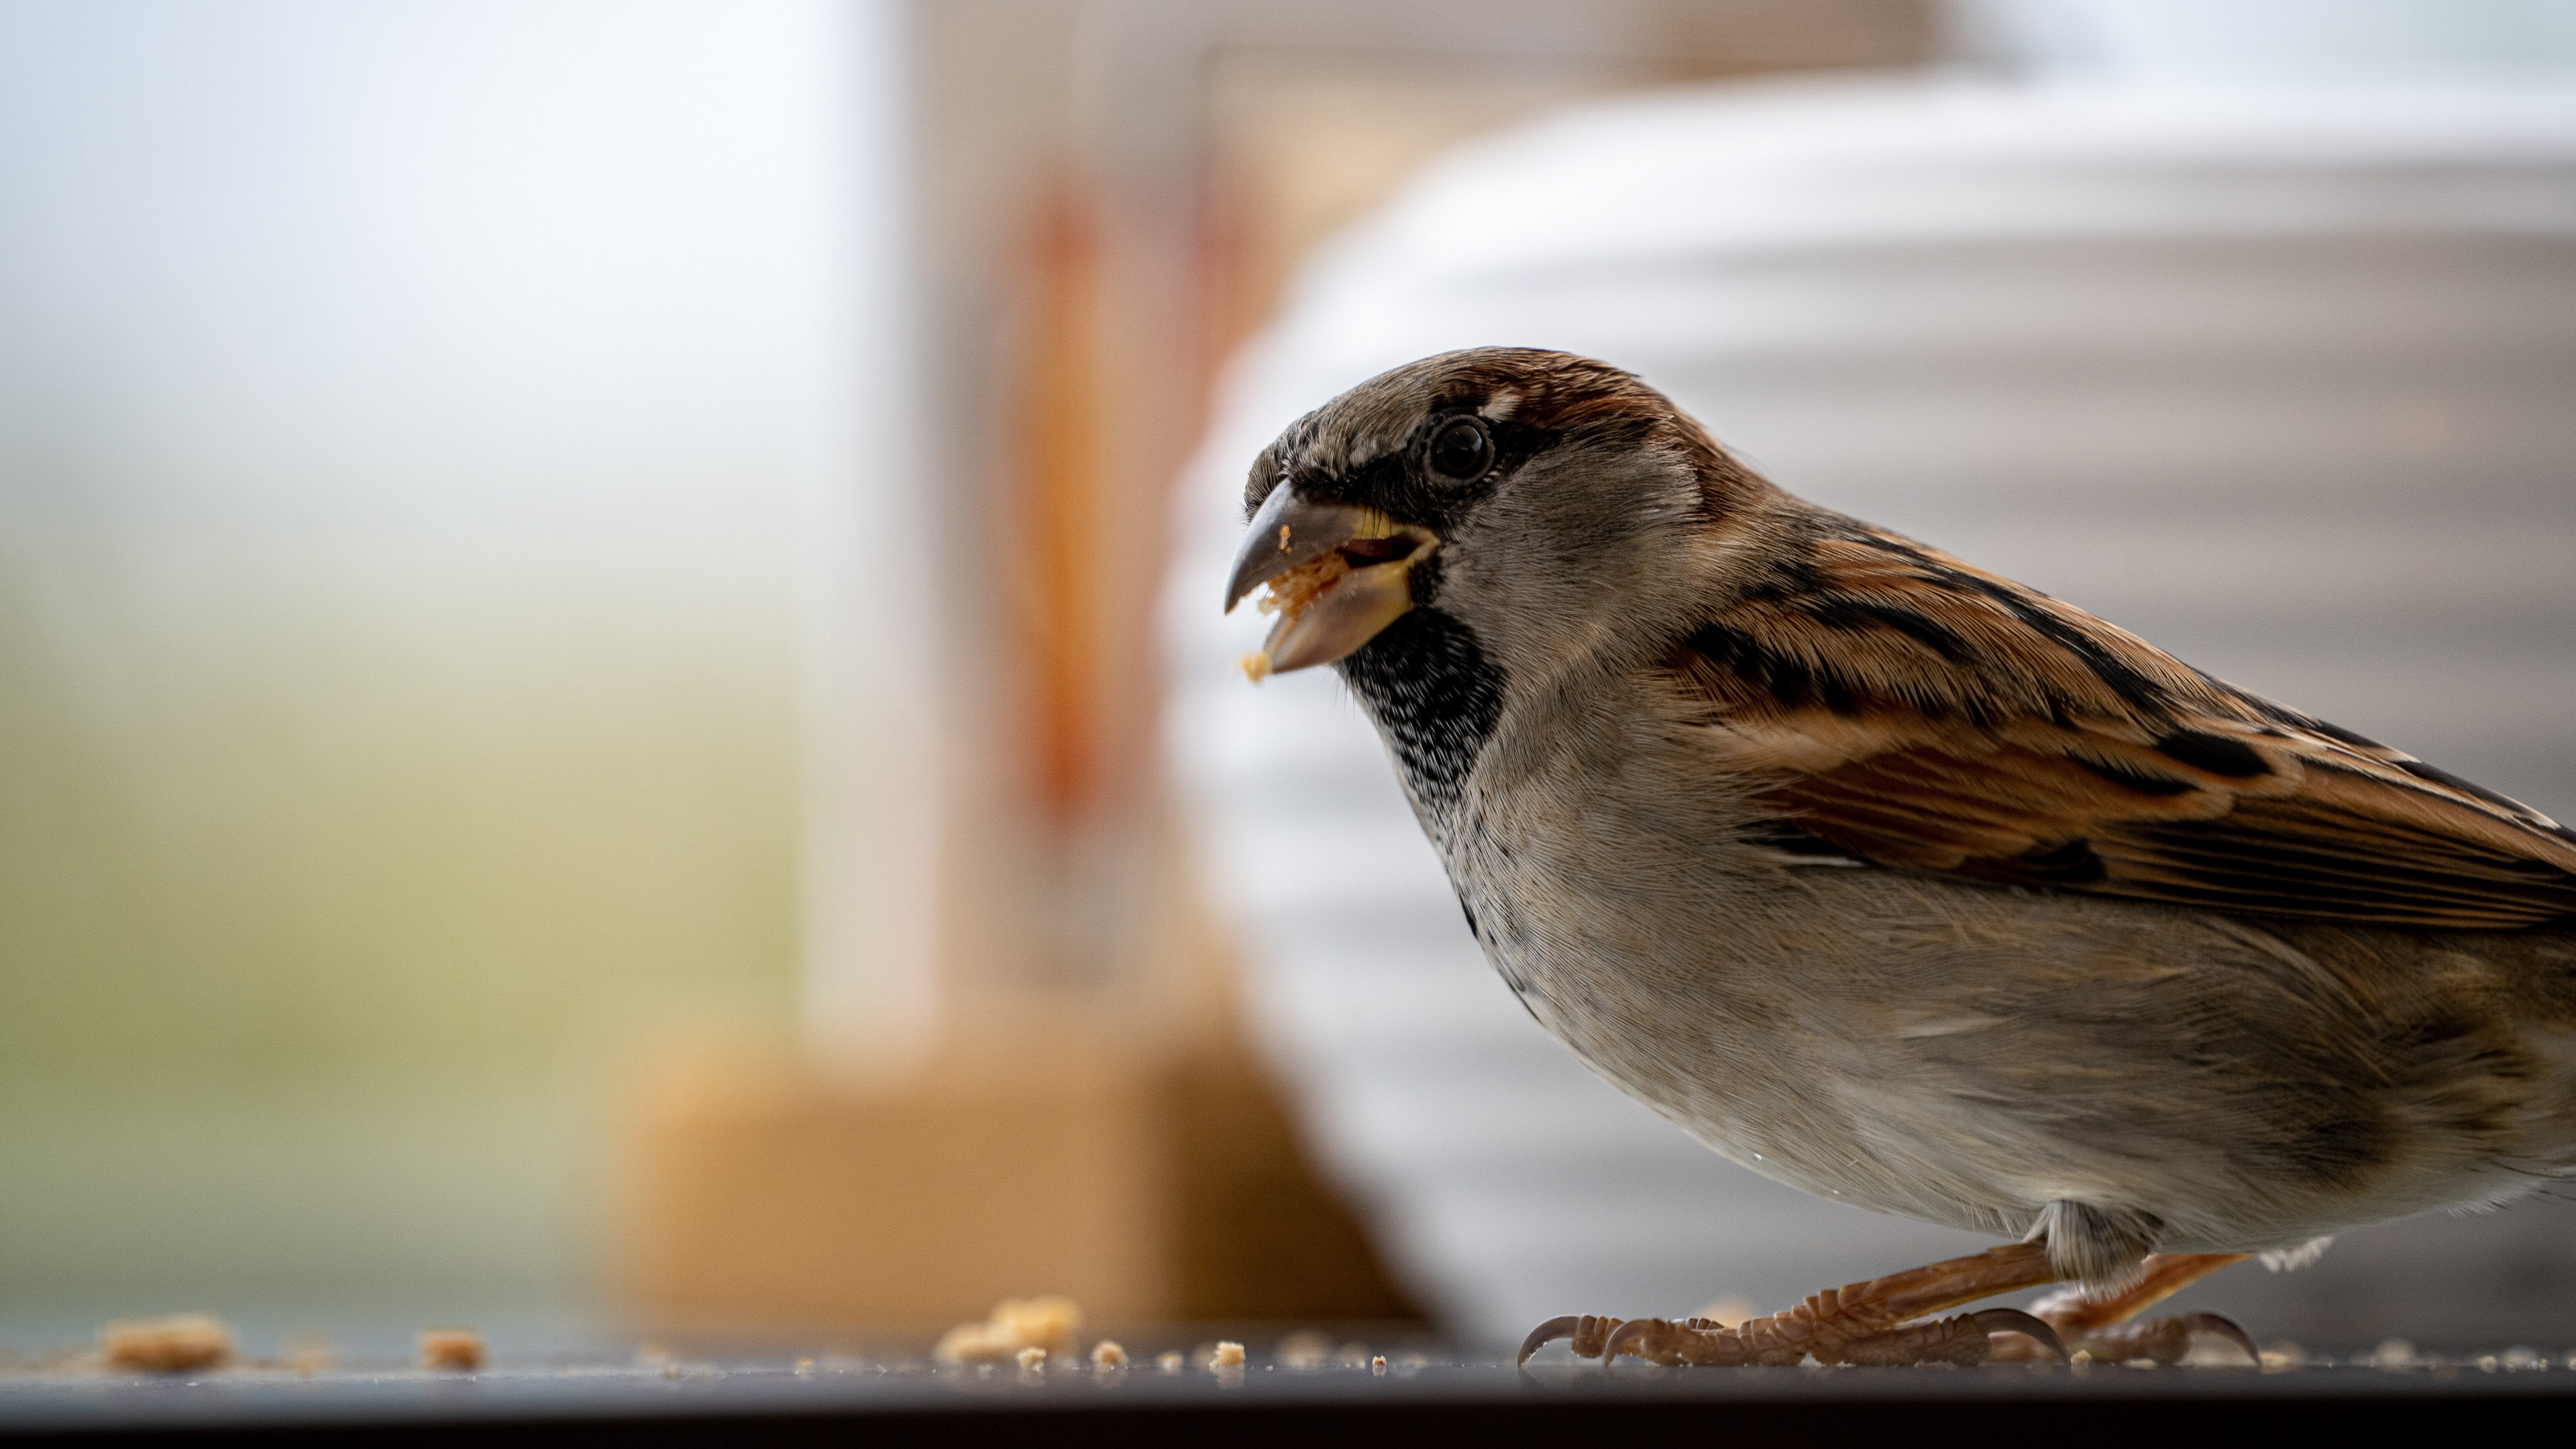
(1221, 346, 2576, 1368)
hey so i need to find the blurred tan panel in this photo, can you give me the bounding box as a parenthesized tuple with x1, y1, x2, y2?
(625, 1044, 1169, 1328)
(622, 1020, 1421, 1328)
(1165, 1028, 1421, 1322)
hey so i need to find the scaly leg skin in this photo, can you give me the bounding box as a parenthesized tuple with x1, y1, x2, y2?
(1990, 1252, 2260, 1366)
(1516, 1244, 2069, 1368)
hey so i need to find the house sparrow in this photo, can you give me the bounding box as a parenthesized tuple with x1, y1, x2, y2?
(1223, 347, 2576, 1367)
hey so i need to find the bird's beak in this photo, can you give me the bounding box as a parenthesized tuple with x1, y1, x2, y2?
(1224, 484, 1439, 680)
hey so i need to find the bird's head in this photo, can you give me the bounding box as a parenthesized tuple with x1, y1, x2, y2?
(1224, 347, 1766, 698)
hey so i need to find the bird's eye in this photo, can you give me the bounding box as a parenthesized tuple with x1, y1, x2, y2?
(1427, 418, 1491, 481)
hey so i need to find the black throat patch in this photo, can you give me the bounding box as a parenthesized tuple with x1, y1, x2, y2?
(1336, 608, 1506, 814)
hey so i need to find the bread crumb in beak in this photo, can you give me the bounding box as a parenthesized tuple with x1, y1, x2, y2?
(1257, 550, 1352, 621)
(100, 1315, 233, 1373)
(1238, 551, 1356, 681)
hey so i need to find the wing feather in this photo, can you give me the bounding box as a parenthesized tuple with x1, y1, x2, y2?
(1676, 521, 2576, 930)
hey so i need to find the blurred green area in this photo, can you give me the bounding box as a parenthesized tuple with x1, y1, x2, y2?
(0, 0, 859, 1321)
(0, 520, 799, 1314)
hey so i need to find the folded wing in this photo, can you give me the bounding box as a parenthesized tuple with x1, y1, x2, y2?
(1674, 524, 2576, 931)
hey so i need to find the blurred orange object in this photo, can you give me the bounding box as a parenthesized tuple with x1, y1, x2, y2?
(417, 1329, 486, 1372)
(99, 1316, 233, 1374)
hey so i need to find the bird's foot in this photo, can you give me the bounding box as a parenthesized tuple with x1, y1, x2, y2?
(1517, 1242, 2068, 1368)
(2020, 1312, 2257, 1366)
(1989, 1252, 2259, 1365)
(1577, 1306, 2065, 1368)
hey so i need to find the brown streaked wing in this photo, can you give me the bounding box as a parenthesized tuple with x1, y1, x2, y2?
(1675, 523, 2576, 931)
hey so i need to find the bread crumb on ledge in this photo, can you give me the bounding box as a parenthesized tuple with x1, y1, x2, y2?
(1089, 1340, 1126, 1368)
(100, 1315, 233, 1373)
(1275, 1330, 1332, 1371)
(417, 1328, 486, 1372)
(1371, 1355, 1388, 1375)
(1212, 1340, 1245, 1369)
(1155, 1349, 1184, 1373)
(284, 1334, 335, 1377)
(931, 1295, 1083, 1365)
(1014, 1346, 1045, 1371)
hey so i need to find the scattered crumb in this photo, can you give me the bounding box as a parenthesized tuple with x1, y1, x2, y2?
(1015, 1346, 1046, 1371)
(1212, 1341, 1245, 1369)
(2257, 1341, 2307, 1371)
(1155, 1350, 1184, 1373)
(933, 1296, 1083, 1365)
(2504, 1345, 2548, 1371)
(1371, 1355, 1387, 1376)
(417, 1328, 485, 1373)
(793, 1358, 815, 1377)
(1089, 1341, 1126, 1369)
(100, 1315, 233, 1374)
(1274, 1330, 1332, 1371)
(283, 1334, 335, 1377)
(2365, 1338, 2421, 1371)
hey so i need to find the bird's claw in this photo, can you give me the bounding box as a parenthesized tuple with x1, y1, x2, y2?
(1837, 1309, 2064, 1366)
(2177, 1312, 2263, 1365)
(2040, 1311, 2259, 1366)
(1515, 1314, 1623, 1367)
(1971, 1307, 2068, 1360)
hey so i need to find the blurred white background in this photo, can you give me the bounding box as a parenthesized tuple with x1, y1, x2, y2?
(0, 0, 924, 1326)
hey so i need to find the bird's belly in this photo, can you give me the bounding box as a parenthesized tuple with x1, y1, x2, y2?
(1454, 853, 2576, 1253)
(1460, 871, 2030, 1237)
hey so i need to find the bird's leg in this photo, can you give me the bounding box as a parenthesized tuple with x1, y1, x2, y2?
(1517, 1243, 2068, 1368)
(1994, 1252, 2258, 1365)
